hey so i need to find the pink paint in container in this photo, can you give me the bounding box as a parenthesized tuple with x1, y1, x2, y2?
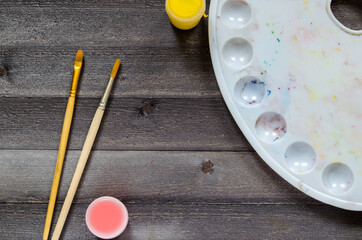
(86, 196, 128, 239)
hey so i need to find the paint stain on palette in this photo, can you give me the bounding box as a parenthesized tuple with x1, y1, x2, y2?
(255, 112, 287, 143)
(209, 0, 362, 210)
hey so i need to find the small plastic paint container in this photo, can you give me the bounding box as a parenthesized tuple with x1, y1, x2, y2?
(86, 196, 128, 239)
(165, 0, 206, 30)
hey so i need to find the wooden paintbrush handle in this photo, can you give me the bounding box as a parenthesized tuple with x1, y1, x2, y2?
(43, 96, 75, 240)
(43, 50, 82, 240)
(51, 108, 104, 240)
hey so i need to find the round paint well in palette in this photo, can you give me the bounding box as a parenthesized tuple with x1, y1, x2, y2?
(222, 38, 253, 69)
(234, 76, 268, 106)
(221, 0, 252, 28)
(284, 142, 316, 174)
(255, 112, 287, 143)
(322, 163, 354, 195)
(86, 196, 128, 239)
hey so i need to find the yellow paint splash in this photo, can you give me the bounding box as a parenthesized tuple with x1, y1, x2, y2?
(309, 91, 318, 100)
(294, 35, 298, 41)
(303, 0, 309, 5)
(334, 47, 341, 51)
(312, 131, 326, 160)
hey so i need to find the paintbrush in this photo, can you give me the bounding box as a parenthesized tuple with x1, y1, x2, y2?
(43, 50, 83, 240)
(51, 59, 121, 240)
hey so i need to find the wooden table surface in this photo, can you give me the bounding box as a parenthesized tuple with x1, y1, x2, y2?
(0, 1, 361, 239)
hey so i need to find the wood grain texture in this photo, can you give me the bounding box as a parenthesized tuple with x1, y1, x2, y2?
(0, 150, 311, 204)
(0, 1, 208, 47)
(0, 0, 212, 98)
(0, 46, 217, 98)
(0, 97, 251, 151)
(0, 1, 360, 99)
(0, 0, 361, 239)
(1, 203, 362, 240)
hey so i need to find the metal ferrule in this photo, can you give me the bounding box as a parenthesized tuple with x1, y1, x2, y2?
(69, 90, 76, 97)
(98, 77, 115, 110)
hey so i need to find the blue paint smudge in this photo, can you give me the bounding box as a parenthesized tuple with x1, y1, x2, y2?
(277, 38, 280, 43)
(241, 82, 248, 92)
(250, 80, 266, 86)
(264, 60, 271, 66)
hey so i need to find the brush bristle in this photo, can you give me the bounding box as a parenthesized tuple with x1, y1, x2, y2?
(110, 59, 121, 79)
(74, 50, 83, 68)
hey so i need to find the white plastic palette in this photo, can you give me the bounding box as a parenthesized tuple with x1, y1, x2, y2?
(208, 0, 362, 210)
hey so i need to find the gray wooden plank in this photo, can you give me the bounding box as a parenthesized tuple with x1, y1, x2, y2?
(0, 46, 218, 98)
(0, 97, 252, 151)
(0, 1, 209, 47)
(1, 203, 362, 240)
(0, 150, 310, 203)
(0, 0, 172, 9)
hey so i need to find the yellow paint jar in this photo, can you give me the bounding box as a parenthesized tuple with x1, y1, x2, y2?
(165, 0, 206, 30)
